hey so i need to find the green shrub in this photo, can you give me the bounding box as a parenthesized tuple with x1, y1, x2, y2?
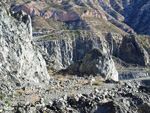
(0, 93, 6, 99)
(5, 100, 11, 106)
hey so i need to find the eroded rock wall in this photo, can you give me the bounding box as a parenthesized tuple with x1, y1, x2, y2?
(0, 5, 49, 87)
(37, 32, 109, 69)
(105, 34, 149, 66)
(38, 32, 149, 70)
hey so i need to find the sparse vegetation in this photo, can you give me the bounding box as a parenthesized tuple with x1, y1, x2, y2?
(5, 8, 9, 16)
(137, 35, 150, 48)
(58, 77, 68, 82)
(32, 16, 53, 29)
(83, 74, 88, 78)
(5, 100, 11, 106)
(40, 30, 101, 41)
(48, 88, 53, 91)
(0, 93, 6, 99)
(66, 74, 77, 79)
(48, 66, 53, 70)
(56, 86, 63, 90)
(74, 83, 80, 88)
(14, 92, 20, 96)
(111, 55, 120, 60)
(48, 88, 54, 94)
(71, 91, 76, 96)
(76, 80, 89, 85)
(83, 17, 127, 34)
(14, 90, 24, 97)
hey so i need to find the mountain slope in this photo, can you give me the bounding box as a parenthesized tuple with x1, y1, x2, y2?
(3, 0, 149, 35)
(5, 0, 150, 34)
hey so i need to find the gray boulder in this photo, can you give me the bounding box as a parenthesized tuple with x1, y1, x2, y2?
(55, 100, 65, 110)
(90, 102, 115, 113)
(0, 5, 50, 87)
(79, 48, 118, 81)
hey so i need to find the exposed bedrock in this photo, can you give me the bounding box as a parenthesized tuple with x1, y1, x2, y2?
(79, 48, 118, 81)
(0, 5, 50, 87)
(106, 33, 149, 66)
(38, 32, 149, 69)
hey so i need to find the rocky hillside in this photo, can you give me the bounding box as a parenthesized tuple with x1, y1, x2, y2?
(2, 0, 150, 35)
(0, 4, 50, 87)
(3, 0, 149, 77)
(1, 2, 150, 113)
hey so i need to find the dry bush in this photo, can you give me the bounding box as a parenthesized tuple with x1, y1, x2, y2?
(77, 80, 89, 85)
(94, 76, 105, 82)
(74, 83, 80, 87)
(72, 91, 76, 96)
(47, 88, 54, 94)
(65, 74, 76, 79)
(74, 80, 89, 88)
(14, 89, 24, 96)
(56, 86, 62, 90)
(83, 74, 88, 78)
(92, 81, 103, 86)
(18, 90, 24, 94)
(57, 77, 68, 82)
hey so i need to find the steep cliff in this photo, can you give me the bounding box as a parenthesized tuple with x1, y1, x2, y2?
(0, 5, 49, 87)
(105, 33, 149, 66)
(37, 31, 149, 70)
(37, 30, 120, 80)
(37, 31, 109, 68)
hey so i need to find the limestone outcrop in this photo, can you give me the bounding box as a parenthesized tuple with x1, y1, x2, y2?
(0, 5, 49, 87)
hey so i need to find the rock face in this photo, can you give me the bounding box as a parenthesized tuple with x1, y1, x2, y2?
(81, 10, 107, 21)
(0, 5, 49, 87)
(13, 5, 80, 22)
(79, 48, 118, 81)
(37, 31, 109, 69)
(38, 32, 149, 71)
(47, 11, 80, 22)
(119, 35, 149, 66)
(105, 33, 149, 66)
